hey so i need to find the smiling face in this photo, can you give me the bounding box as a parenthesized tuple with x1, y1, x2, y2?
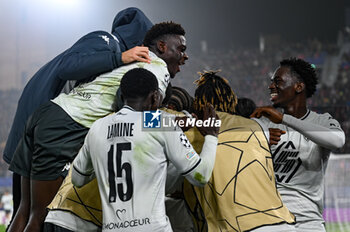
(160, 35, 188, 78)
(269, 66, 302, 108)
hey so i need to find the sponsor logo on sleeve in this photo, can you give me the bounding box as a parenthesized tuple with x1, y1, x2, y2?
(186, 150, 196, 160)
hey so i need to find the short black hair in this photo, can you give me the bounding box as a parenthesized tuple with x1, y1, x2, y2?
(280, 57, 318, 98)
(193, 71, 237, 115)
(236, 98, 256, 118)
(120, 68, 158, 99)
(143, 21, 185, 47)
(168, 86, 194, 112)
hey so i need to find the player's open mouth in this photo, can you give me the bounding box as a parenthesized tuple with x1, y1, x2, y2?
(177, 60, 186, 73)
(270, 93, 278, 101)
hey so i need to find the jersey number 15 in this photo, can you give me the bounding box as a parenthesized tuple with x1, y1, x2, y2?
(107, 142, 133, 203)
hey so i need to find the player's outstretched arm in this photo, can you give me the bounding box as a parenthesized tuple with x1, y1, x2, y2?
(166, 104, 220, 187)
(282, 114, 345, 150)
(57, 32, 150, 82)
(186, 104, 219, 186)
(184, 134, 218, 187)
(250, 106, 283, 123)
(57, 32, 123, 81)
(251, 106, 345, 150)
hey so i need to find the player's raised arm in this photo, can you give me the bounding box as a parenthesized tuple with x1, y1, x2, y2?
(187, 104, 220, 186)
(252, 106, 345, 150)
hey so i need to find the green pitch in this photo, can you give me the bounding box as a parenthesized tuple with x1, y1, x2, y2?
(326, 222, 350, 232)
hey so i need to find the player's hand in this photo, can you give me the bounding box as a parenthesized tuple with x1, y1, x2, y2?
(269, 128, 286, 145)
(175, 114, 197, 132)
(197, 103, 220, 137)
(250, 106, 283, 124)
(121, 46, 151, 64)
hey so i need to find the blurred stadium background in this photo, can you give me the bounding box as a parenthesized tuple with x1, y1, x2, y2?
(0, 0, 349, 231)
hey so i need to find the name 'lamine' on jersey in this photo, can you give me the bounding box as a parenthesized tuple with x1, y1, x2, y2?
(73, 106, 205, 232)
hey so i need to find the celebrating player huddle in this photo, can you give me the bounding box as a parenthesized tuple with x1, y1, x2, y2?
(72, 68, 218, 232)
(4, 7, 345, 232)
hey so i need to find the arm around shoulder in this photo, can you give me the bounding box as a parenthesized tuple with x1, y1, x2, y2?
(282, 114, 345, 150)
(57, 31, 123, 81)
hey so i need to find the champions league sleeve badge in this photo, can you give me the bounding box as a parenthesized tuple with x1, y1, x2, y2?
(179, 133, 191, 148)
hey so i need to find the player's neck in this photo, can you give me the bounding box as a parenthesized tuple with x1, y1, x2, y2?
(124, 103, 143, 111)
(284, 100, 307, 118)
(124, 98, 151, 111)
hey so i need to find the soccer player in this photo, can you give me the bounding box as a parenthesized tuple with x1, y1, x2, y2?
(71, 68, 219, 231)
(251, 57, 345, 232)
(8, 21, 189, 232)
(4, 7, 152, 221)
(183, 71, 296, 232)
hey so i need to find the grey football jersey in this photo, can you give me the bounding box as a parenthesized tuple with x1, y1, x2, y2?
(260, 110, 343, 222)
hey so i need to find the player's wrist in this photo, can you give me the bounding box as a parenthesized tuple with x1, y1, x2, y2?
(204, 134, 218, 141)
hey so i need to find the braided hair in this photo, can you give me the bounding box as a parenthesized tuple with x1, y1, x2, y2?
(193, 70, 237, 115)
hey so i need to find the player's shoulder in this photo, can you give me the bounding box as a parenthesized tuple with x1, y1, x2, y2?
(72, 31, 119, 47)
(90, 109, 140, 132)
(307, 110, 337, 123)
(308, 110, 331, 118)
(89, 113, 115, 131)
(149, 51, 167, 66)
(81, 31, 114, 39)
(308, 110, 342, 129)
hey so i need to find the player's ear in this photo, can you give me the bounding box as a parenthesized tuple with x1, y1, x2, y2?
(151, 90, 161, 110)
(295, 82, 305, 94)
(156, 40, 167, 54)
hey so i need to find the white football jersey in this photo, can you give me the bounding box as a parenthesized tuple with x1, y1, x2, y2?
(260, 110, 343, 222)
(73, 106, 202, 232)
(53, 52, 170, 128)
